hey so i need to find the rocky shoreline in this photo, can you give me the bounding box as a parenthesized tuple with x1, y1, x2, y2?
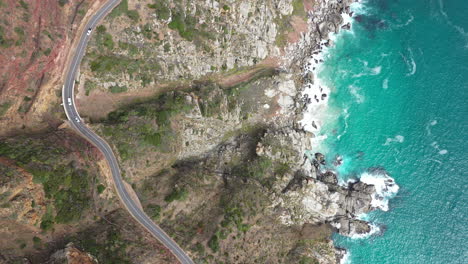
(268, 0, 392, 261)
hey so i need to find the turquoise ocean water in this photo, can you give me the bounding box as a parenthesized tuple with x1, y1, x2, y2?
(314, 0, 468, 263)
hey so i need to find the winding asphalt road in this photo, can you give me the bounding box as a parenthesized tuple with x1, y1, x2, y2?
(62, 1, 194, 263)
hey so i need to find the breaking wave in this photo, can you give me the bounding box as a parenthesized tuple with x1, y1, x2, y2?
(349, 222, 381, 239)
(360, 168, 399, 211)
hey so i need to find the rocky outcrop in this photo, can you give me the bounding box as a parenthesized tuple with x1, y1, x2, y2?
(46, 243, 97, 264)
(272, 148, 378, 237)
(0, 158, 46, 226)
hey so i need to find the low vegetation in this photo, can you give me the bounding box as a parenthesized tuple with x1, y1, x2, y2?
(100, 91, 192, 159)
(0, 134, 95, 230)
(72, 224, 132, 264)
(0, 101, 12, 116)
(108, 0, 139, 22)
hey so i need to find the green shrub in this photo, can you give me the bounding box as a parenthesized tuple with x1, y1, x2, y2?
(164, 187, 188, 202)
(0, 101, 12, 116)
(208, 234, 219, 252)
(32, 236, 41, 248)
(96, 25, 106, 34)
(299, 256, 320, 264)
(108, 0, 139, 22)
(147, 204, 161, 220)
(126, 10, 139, 22)
(18, 0, 28, 10)
(97, 184, 105, 194)
(58, 0, 68, 7)
(168, 12, 198, 41)
(0, 25, 14, 48)
(43, 48, 51, 56)
(40, 205, 54, 231)
(143, 132, 162, 147)
(148, 1, 170, 20)
(109, 85, 127, 93)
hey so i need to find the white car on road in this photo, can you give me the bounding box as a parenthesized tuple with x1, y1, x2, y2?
(67, 98, 72, 105)
(86, 28, 92, 36)
(75, 117, 80, 123)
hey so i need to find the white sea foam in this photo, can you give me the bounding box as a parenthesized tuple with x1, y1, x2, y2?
(384, 135, 404, 145)
(371, 66, 382, 75)
(299, 1, 364, 146)
(340, 252, 351, 264)
(430, 140, 448, 155)
(349, 223, 380, 239)
(407, 49, 417, 76)
(337, 108, 350, 140)
(395, 14, 414, 28)
(352, 63, 381, 78)
(360, 170, 399, 211)
(400, 48, 417, 76)
(426, 119, 437, 135)
(382, 78, 389, 89)
(349, 85, 365, 103)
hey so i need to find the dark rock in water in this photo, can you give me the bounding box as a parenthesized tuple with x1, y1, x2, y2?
(334, 218, 371, 236)
(315, 152, 325, 165)
(350, 181, 376, 195)
(318, 170, 338, 185)
(341, 22, 351, 30)
(333, 155, 343, 166)
(350, 219, 372, 235)
(345, 6, 351, 14)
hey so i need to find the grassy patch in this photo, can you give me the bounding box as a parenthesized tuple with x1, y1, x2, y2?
(0, 25, 13, 48)
(299, 256, 320, 264)
(95, 25, 114, 50)
(108, 0, 139, 22)
(84, 80, 97, 96)
(58, 0, 68, 7)
(0, 101, 12, 116)
(147, 204, 161, 220)
(101, 91, 192, 159)
(18, 0, 28, 10)
(73, 226, 131, 264)
(292, 0, 306, 17)
(43, 48, 51, 56)
(208, 234, 219, 252)
(14, 26, 25, 46)
(32, 236, 41, 249)
(164, 187, 188, 203)
(97, 184, 105, 194)
(40, 205, 54, 231)
(148, 0, 170, 20)
(109, 85, 128, 93)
